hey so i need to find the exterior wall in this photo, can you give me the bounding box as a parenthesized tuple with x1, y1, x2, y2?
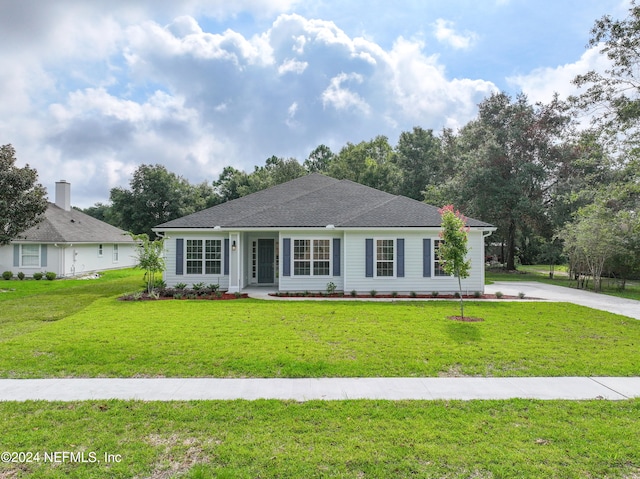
(343, 229, 486, 294)
(163, 232, 229, 289)
(278, 231, 344, 292)
(0, 242, 137, 278)
(160, 227, 488, 293)
(59, 243, 137, 276)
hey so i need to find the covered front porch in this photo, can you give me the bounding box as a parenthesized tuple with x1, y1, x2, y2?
(228, 231, 279, 292)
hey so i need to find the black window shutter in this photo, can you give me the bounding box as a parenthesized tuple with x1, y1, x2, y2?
(282, 238, 291, 276)
(332, 238, 340, 276)
(423, 239, 431, 277)
(176, 239, 184, 275)
(224, 239, 229, 275)
(365, 238, 373, 277)
(397, 238, 404, 277)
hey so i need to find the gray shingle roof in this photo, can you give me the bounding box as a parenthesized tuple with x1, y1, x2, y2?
(155, 174, 494, 229)
(15, 203, 135, 243)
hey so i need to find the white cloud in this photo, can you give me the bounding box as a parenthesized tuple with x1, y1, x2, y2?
(278, 58, 308, 74)
(433, 19, 478, 50)
(507, 46, 611, 104)
(322, 73, 371, 114)
(386, 37, 496, 128)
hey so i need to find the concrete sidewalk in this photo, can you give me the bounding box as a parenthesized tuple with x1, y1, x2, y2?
(1, 377, 639, 401)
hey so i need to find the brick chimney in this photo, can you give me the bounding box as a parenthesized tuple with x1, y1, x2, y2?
(55, 180, 71, 211)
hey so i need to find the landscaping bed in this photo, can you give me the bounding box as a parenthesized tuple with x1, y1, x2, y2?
(270, 291, 524, 299)
(120, 289, 249, 301)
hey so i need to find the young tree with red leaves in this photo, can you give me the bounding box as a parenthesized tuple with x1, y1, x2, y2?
(438, 205, 471, 318)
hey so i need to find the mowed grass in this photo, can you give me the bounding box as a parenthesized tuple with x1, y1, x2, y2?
(0, 399, 639, 479)
(0, 271, 638, 377)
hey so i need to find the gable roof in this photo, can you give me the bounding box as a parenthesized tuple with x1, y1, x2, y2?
(15, 203, 135, 243)
(155, 173, 494, 229)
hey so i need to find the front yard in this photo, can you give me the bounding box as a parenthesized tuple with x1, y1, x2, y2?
(0, 277, 638, 378)
(1, 270, 639, 478)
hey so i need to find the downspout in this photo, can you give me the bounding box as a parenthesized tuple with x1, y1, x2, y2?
(482, 229, 494, 293)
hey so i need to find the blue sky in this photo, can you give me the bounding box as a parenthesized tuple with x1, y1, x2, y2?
(0, 0, 628, 208)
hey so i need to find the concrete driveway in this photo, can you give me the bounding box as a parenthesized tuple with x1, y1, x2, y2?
(485, 281, 640, 320)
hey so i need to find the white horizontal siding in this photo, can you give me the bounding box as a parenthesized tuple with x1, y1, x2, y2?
(343, 230, 485, 294)
(0, 242, 136, 278)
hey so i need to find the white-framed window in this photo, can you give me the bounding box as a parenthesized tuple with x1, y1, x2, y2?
(433, 239, 448, 276)
(293, 239, 331, 276)
(205, 240, 222, 274)
(186, 239, 222, 275)
(98, 244, 103, 257)
(21, 244, 40, 267)
(375, 239, 394, 277)
(112, 244, 119, 263)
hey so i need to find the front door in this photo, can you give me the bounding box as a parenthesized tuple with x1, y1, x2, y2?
(257, 239, 275, 284)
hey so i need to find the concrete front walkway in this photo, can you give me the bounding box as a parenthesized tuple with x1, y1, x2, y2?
(1, 377, 639, 401)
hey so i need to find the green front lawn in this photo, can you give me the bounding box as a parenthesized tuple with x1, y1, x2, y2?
(0, 270, 638, 378)
(0, 399, 638, 479)
(2, 272, 640, 478)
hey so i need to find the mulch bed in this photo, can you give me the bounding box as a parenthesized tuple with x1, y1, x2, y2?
(270, 293, 522, 300)
(120, 292, 249, 301)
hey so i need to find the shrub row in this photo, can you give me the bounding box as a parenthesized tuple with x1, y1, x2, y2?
(2, 271, 56, 281)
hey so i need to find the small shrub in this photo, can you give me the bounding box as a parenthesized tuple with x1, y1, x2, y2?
(208, 283, 220, 293)
(369, 289, 377, 297)
(350, 290, 357, 297)
(175, 283, 187, 290)
(173, 293, 184, 299)
(187, 293, 197, 300)
(473, 291, 482, 298)
(33, 272, 43, 280)
(192, 282, 205, 291)
(2, 271, 12, 280)
(132, 291, 143, 300)
(303, 290, 310, 297)
(431, 291, 439, 297)
(518, 292, 526, 299)
(326, 281, 337, 295)
(234, 291, 242, 299)
(409, 291, 417, 298)
(453, 292, 461, 298)
(495, 291, 504, 299)
(215, 291, 223, 299)
(149, 290, 160, 300)
(17, 272, 25, 281)
(153, 278, 166, 289)
(45, 272, 56, 281)
(391, 291, 398, 298)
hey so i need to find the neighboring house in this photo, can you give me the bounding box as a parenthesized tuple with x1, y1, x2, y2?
(154, 174, 496, 294)
(0, 180, 137, 277)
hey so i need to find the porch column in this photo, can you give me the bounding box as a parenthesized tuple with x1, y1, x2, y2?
(228, 232, 241, 293)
